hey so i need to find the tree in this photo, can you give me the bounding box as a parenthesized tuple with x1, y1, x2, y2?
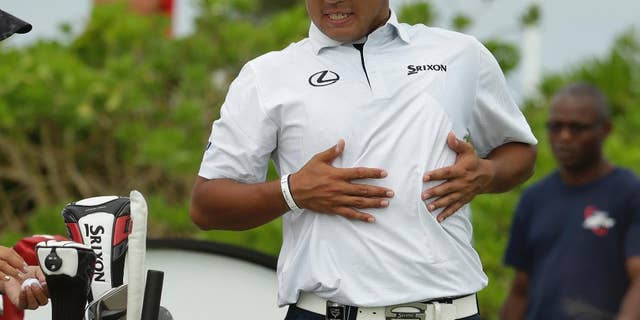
(0, 0, 308, 240)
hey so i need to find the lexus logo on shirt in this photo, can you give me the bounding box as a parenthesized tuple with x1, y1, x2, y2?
(308, 70, 340, 87)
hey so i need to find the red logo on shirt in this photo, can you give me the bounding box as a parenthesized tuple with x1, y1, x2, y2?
(582, 205, 615, 237)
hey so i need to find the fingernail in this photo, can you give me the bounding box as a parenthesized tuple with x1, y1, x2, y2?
(381, 200, 389, 207)
(22, 266, 30, 274)
(438, 216, 445, 222)
(3, 275, 10, 281)
(17, 272, 26, 279)
(386, 191, 394, 197)
(428, 204, 435, 211)
(422, 193, 431, 200)
(367, 217, 376, 223)
(423, 175, 430, 182)
(380, 170, 388, 178)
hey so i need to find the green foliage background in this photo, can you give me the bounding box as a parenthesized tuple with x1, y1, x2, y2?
(0, 1, 638, 318)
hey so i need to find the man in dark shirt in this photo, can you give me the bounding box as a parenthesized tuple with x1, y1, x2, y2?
(501, 83, 640, 320)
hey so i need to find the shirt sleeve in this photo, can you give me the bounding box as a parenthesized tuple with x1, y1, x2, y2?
(468, 39, 538, 158)
(198, 63, 278, 183)
(625, 179, 640, 259)
(504, 193, 533, 273)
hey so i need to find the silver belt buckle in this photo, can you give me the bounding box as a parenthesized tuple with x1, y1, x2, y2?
(385, 303, 427, 320)
(326, 301, 347, 320)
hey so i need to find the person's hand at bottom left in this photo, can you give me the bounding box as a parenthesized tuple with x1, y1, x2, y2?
(4, 265, 49, 310)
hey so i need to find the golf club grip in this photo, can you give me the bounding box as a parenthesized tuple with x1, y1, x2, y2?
(141, 270, 164, 320)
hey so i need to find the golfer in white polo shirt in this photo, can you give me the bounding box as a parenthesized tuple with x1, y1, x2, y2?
(190, 0, 537, 319)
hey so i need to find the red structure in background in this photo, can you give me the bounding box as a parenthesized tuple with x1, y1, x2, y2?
(159, 0, 174, 36)
(96, 0, 175, 36)
(160, 0, 174, 17)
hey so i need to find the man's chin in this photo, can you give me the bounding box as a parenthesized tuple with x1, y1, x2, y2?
(322, 28, 364, 43)
(559, 161, 593, 174)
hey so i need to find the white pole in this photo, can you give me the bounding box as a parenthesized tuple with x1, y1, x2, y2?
(521, 0, 542, 99)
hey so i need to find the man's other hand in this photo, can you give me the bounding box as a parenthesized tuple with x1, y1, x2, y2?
(422, 132, 493, 222)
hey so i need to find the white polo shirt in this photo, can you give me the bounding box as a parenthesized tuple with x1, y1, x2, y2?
(199, 11, 537, 307)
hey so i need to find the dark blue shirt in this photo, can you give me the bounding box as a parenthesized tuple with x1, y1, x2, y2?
(504, 168, 640, 320)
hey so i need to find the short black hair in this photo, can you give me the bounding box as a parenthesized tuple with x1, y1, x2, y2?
(553, 82, 611, 121)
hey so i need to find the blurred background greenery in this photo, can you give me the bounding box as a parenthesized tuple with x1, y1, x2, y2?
(0, 0, 639, 318)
